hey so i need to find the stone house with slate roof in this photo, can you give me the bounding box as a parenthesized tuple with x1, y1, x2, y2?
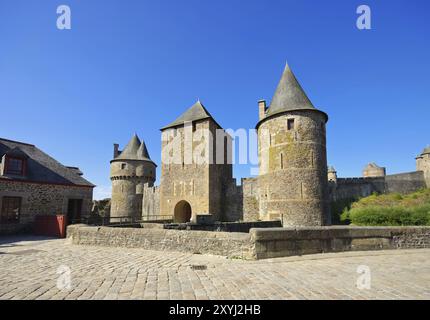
(0, 138, 94, 234)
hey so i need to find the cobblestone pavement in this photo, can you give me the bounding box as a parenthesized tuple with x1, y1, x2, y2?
(0, 236, 429, 300)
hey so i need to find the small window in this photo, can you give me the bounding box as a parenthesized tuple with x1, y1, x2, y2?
(1, 196, 21, 224)
(287, 119, 295, 130)
(121, 163, 126, 170)
(5, 157, 25, 175)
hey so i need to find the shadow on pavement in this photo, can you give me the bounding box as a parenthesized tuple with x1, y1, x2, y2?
(0, 235, 58, 247)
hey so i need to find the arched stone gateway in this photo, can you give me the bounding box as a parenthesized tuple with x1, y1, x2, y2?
(174, 200, 192, 223)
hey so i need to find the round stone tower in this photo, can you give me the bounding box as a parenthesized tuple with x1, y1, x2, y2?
(328, 166, 337, 183)
(110, 134, 156, 222)
(257, 63, 330, 226)
(416, 146, 430, 187)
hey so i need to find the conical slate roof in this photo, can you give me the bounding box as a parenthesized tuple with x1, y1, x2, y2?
(266, 63, 316, 117)
(137, 140, 151, 160)
(114, 134, 153, 162)
(257, 62, 328, 128)
(161, 100, 213, 130)
(421, 146, 430, 155)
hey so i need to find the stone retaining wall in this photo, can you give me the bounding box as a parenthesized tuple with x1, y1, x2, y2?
(67, 224, 253, 259)
(251, 226, 430, 259)
(67, 225, 430, 260)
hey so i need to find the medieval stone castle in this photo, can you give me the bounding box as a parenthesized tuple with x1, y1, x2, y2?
(109, 63, 430, 226)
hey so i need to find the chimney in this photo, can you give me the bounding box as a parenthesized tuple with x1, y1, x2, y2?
(258, 100, 266, 121)
(113, 143, 119, 158)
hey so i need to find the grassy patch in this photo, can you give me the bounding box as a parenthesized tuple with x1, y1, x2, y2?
(340, 189, 430, 226)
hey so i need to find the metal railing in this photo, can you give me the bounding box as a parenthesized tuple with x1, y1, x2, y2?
(69, 215, 173, 227)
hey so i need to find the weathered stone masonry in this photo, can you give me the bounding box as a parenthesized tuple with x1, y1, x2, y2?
(110, 63, 429, 226)
(0, 180, 92, 233)
(68, 224, 430, 260)
(110, 135, 156, 222)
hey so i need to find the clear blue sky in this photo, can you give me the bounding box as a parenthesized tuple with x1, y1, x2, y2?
(1, 0, 429, 199)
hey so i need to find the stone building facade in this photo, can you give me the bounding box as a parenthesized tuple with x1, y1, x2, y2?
(159, 101, 234, 223)
(0, 138, 94, 234)
(363, 163, 386, 178)
(110, 63, 429, 226)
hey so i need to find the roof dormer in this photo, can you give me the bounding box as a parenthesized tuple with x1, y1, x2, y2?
(1, 147, 29, 177)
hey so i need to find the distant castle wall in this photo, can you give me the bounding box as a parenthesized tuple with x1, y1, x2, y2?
(330, 177, 385, 202)
(330, 171, 426, 202)
(384, 171, 426, 194)
(135, 170, 427, 224)
(139, 169, 427, 223)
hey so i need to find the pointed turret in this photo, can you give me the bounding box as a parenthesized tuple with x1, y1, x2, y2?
(267, 62, 315, 116)
(257, 62, 328, 128)
(256, 62, 330, 226)
(161, 100, 214, 130)
(137, 140, 151, 161)
(115, 134, 141, 160)
(110, 133, 157, 222)
(328, 166, 337, 182)
(114, 134, 154, 163)
(421, 146, 430, 156)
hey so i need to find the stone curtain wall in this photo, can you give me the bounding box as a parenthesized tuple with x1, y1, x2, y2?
(0, 179, 93, 234)
(223, 179, 243, 222)
(384, 171, 426, 194)
(67, 225, 430, 260)
(140, 178, 259, 223)
(142, 184, 161, 220)
(67, 225, 253, 259)
(251, 226, 430, 259)
(331, 171, 426, 203)
(331, 177, 385, 201)
(242, 178, 260, 222)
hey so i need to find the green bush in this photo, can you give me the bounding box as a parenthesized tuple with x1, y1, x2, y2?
(338, 188, 430, 226)
(343, 204, 430, 226)
(331, 198, 356, 225)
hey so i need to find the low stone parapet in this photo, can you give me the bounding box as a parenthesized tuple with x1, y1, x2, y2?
(250, 226, 430, 259)
(67, 224, 253, 259)
(67, 225, 430, 260)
